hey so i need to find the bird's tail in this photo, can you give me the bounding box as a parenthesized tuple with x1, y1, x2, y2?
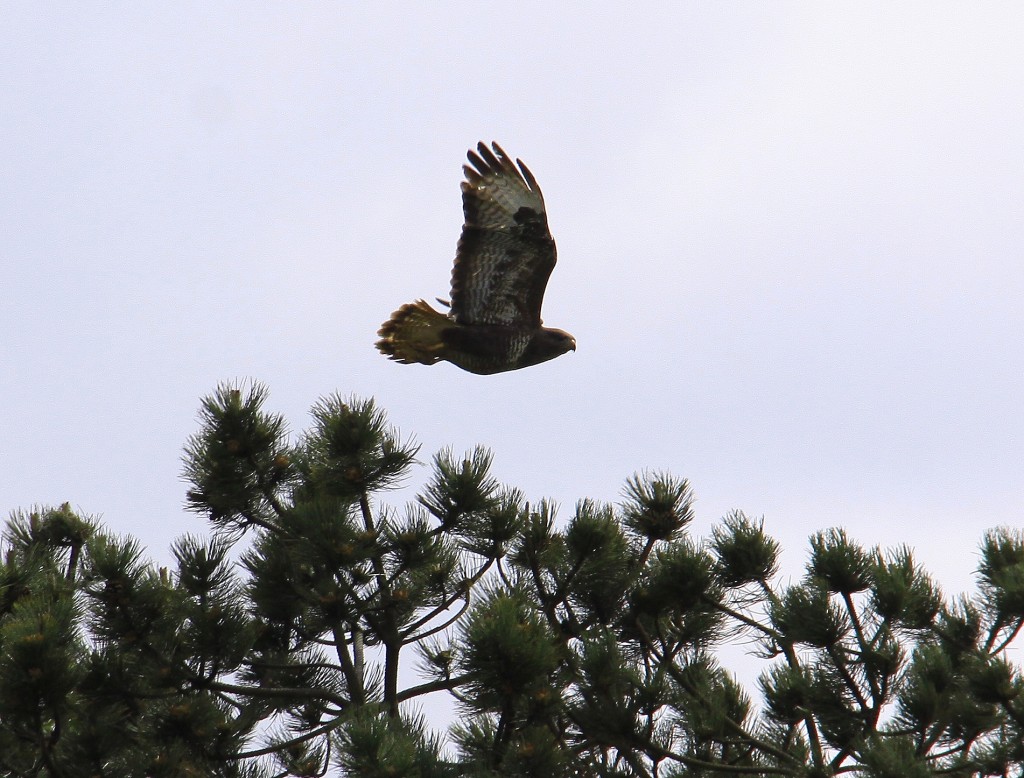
(375, 299, 450, 365)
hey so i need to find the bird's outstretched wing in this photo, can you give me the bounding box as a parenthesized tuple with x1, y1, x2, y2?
(450, 142, 557, 328)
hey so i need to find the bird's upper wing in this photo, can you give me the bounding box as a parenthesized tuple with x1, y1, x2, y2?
(449, 142, 557, 328)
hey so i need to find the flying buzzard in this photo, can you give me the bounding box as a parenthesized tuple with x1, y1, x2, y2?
(375, 142, 575, 375)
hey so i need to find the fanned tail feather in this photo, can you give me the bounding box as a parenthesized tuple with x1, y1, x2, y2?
(375, 300, 450, 365)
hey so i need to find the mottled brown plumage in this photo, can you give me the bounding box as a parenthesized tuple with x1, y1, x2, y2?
(376, 142, 575, 375)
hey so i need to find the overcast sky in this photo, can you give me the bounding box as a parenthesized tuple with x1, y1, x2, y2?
(4, 4, 1023, 607)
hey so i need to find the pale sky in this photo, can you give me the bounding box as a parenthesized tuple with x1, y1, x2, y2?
(4, 3, 1023, 605)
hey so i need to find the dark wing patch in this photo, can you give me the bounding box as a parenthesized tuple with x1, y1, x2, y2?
(450, 142, 557, 327)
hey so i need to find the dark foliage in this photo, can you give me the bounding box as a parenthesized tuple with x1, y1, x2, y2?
(3, 383, 1022, 776)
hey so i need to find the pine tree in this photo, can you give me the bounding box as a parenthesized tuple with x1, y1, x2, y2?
(2, 382, 1022, 776)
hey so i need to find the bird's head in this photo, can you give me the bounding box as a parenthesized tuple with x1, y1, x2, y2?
(543, 327, 576, 355)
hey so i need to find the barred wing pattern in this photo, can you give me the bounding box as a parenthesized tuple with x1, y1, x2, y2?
(450, 143, 557, 327)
